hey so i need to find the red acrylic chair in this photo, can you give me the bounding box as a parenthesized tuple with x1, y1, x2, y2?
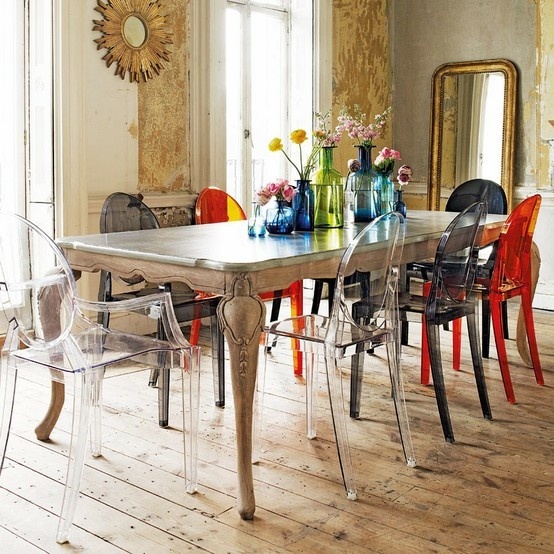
(451, 194, 544, 403)
(194, 187, 304, 375)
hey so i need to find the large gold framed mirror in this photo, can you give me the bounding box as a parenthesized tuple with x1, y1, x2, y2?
(93, 0, 172, 83)
(428, 59, 517, 211)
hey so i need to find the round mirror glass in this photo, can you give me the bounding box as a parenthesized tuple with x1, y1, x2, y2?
(123, 15, 147, 48)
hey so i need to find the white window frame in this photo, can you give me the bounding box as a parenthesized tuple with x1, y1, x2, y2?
(190, 0, 332, 203)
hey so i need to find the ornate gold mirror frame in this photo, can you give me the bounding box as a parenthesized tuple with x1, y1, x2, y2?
(93, 0, 172, 83)
(428, 58, 517, 211)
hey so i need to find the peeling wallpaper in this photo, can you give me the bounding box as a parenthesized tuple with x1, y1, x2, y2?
(137, 0, 190, 193)
(332, 0, 392, 175)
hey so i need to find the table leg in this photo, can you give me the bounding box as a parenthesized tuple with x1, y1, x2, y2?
(217, 274, 265, 520)
(35, 380, 65, 441)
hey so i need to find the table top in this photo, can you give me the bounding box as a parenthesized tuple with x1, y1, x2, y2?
(58, 211, 505, 271)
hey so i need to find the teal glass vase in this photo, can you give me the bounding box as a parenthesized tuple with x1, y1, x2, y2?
(349, 146, 378, 222)
(374, 171, 395, 216)
(311, 147, 344, 228)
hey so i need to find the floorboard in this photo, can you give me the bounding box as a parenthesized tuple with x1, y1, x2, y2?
(0, 292, 553, 553)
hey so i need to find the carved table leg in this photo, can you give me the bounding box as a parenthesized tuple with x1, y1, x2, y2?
(217, 274, 265, 520)
(35, 379, 65, 441)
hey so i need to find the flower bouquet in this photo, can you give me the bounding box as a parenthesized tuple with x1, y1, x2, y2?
(256, 179, 297, 235)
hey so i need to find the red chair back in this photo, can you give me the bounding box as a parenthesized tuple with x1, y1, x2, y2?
(195, 187, 246, 224)
(491, 194, 541, 296)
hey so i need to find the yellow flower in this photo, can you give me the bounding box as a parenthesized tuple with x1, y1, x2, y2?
(268, 138, 283, 152)
(290, 129, 308, 144)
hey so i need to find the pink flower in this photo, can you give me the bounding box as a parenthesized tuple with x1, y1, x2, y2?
(256, 178, 296, 205)
(347, 158, 361, 173)
(374, 147, 402, 175)
(397, 164, 413, 188)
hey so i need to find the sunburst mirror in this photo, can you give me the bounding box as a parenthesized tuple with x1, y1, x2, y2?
(93, 0, 172, 83)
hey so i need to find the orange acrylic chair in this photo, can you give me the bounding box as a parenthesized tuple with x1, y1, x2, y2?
(444, 195, 544, 403)
(194, 187, 304, 375)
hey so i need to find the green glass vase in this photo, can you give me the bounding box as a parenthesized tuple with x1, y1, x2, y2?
(311, 147, 344, 228)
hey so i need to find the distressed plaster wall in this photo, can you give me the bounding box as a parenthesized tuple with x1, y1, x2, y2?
(138, 0, 191, 195)
(391, 0, 537, 194)
(332, 0, 392, 175)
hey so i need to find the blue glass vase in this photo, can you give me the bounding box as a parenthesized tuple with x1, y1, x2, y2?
(349, 146, 378, 222)
(395, 189, 407, 218)
(292, 179, 314, 231)
(265, 200, 295, 235)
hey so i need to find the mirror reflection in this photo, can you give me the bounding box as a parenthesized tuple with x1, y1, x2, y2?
(428, 59, 517, 211)
(123, 15, 147, 48)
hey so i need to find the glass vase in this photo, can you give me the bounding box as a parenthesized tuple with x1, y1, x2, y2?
(248, 204, 267, 237)
(395, 189, 407, 218)
(292, 179, 314, 231)
(349, 145, 377, 222)
(374, 172, 395, 216)
(311, 147, 344, 228)
(265, 200, 295, 235)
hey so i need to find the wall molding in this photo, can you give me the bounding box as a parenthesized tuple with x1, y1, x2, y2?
(88, 191, 198, 215)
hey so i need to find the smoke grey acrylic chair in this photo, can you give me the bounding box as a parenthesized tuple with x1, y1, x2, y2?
(398, 201, 492, 443)
(99, 192, 224, 424)
(404, 179, 509, 356)
(0, 212, 201, 544)
(257, 213, 416, 500)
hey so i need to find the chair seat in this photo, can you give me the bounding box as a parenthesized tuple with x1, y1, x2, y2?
(13, 327, 180, 371)
(268, 313, 392, 355)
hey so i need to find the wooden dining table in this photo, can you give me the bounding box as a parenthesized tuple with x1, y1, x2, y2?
(50, 210, 505, 521)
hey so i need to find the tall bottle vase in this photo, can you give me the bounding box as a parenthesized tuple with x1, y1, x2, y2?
(292, 179, 314, 231)
(349, 145, 377, 222)
(311, 147, 344, 228)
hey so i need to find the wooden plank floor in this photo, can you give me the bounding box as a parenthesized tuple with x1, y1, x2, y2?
(0, 293, 553, 553)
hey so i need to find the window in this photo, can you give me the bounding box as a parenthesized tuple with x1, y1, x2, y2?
(0, 0, 55, 236)
(191, 0, 330, 213)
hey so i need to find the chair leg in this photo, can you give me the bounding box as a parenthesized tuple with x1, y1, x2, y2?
(304, 317, 318, 440)
(181, 346, 201, 494)
(56, 369, 95, 544)
(490, 296, 516, 403)
(426, 321, 455, 442)
(349, 344, 365, 418)
(481, 297, 491, 358)
(386, 334, 416, 467)
(158, 364, 170, 428)
(466, 311, 492, 420)
(0, 348, 18, 473)
(452, 318, 462, 370)
(311, 280, 324, 314)
(288, 281, 304, 376)
(210, 314, 226, 407)
(324, 347, 357, 500)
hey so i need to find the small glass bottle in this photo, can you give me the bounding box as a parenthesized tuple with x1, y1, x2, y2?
(248, 204, 267, 237)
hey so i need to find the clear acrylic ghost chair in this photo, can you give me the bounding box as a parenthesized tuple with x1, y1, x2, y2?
(257, 213, 416, 500)
(398, 201, 492, 443)
(0, 213, 201, 544)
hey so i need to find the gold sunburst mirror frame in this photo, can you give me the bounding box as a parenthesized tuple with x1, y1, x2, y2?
(93, 0, 172, 83)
